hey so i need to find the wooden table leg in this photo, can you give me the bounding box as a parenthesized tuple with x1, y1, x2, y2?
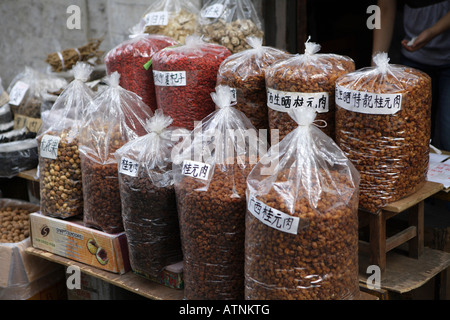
(408, 201, 424, 259)
(370, 212, 386, 272)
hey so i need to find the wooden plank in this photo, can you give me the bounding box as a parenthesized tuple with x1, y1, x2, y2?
(409, 201, 424, 258)
(25, 247, 184, 300)
(370, 212, 386, 271)
(17, 168, 39, 182)
(385, 226, 416, 253)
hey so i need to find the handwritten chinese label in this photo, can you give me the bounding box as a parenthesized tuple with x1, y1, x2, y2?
(182, 160, 211, 181)
(9, 81, 29, 106)
(247, 194, 300, 235)
(267, 88, 329, 113)
(40, 135, 61, 160)
(143, 11, 169, 26)
(335, 85, 402, 115)
(202, 4, 224, 18)
(153, 70, 187, 86)
(119, 157, 140, 177)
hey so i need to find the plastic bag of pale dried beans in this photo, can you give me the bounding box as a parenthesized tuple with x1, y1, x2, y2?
(37, 62, 95, 219)
(78, 72, 153, 234)
(217, 36, 290, 131)
(114, 110, 188, 280)
(335, 52, 432, 214)
(173, 85, 267, 300)
(245, 107, 360, 300)
(265, 39, 355, 141)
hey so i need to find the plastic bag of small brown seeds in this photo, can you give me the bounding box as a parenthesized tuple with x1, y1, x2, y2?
(335, 52, 432, 214)
(37, 62, 95, 219)
(114, 110, 188, 280)
(245, 107, 360, 300)
(141, 0, 199, 44)
(197, 0, 265, 54)
(265, 39, 355, 141)
(78, 72, 153, 234)
(217, 36, 291, 131)
(173, 85, 267, 300)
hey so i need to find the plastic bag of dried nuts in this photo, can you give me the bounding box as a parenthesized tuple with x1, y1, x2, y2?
(173, 85, 267, 300)
(335, 52, 432, 214)
(78, 72, 153, 234)
(197, 0, 265, 54)
(37, 62, 95, 219)
(114, 110, 188, 280)
(216, 36, 291, 131)
(105, 21, 178, 113)
(265, 39, 355, 142)
(245, 107, 361, 300)
(141, 0, 199, 44)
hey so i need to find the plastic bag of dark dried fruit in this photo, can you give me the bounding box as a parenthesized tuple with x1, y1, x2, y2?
(105, 21, 178, 113)
(140, 0, 200, 44)
(37, 62, 95, 219)
(335, 52, 432, 214)
(197, 0, 265, 54)
(114, 110, 188, 280)
(78, 71, 153, 234)
(172, 85, 267, 300)
(216, 36, 291, 131)
(245, 107, 360, 300)
(265, 38, 355, 142)
(152, 35, 230, 131)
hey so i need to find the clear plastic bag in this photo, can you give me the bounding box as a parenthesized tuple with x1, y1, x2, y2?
(114, 110, 188, 279)
(79, 72, 153, 234)
(265, 39, 355, 141)
(217, 36, 290, 130)
(335, 52, 432, 213)
(141, 0, 199, 44)
(197, 0, 264, 53)
(37, 62, 95, 219)
(105, 21, 178, 112)
(245, 107, 360, 300)
(173, 85, 266, 300)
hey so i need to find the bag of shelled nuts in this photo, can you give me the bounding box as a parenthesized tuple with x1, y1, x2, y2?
(335, 52, 432, 214)
(197, 0, 265, 54)
(114, 110, 188, 280)
(37, 62, 95, 219)
(216, 36, 291, 131)
(265, 39, 355, 141)
(173, 85, 267, 300)
(78, 72, 153, 234)
(245, 107, 360, 300)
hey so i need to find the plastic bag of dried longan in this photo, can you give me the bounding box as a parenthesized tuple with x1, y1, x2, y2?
(37, 62, 95, 219)
(172, 85, 267, 300)
(245, 107, 361, 300)
(265, 38, 355, 141)
(335, 52, 432, 214)
(114, 110, 188, 279)
(78, 71, 154, 234)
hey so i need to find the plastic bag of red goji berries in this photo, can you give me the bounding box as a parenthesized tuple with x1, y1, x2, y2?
(105, 21, 178, 113)
(335, 52, 432, 214)
(245, 107, 360, 300)
(114, 110, 188, 280)
(173, 85, 267, 300)
(78, 71, 153, 234)
(141, 0, 200, 44)
(37, 62, 95, 219)
(152, 35, 230, 130)
(197, 0, 265, 54)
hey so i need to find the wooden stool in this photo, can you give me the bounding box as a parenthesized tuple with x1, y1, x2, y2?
(359, 181, 444, 272)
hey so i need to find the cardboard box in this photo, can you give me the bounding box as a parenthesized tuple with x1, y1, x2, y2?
(133, 261, 184, 289)
(30, 213, 130, 274)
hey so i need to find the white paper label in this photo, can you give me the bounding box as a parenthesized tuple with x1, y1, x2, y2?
(153, 70, 187, 86)
(40, 135, 61, 160)
(119, 157, 140, 177)
(247, 194, 300, 235)
(182, 160, 211, 181)
(230, 87, 237, 103)
(335, 85, 402, 115)
(202, 4, 224, 18)
(267, 88, 329, 113)
(144, 11, 169, 26)
(9, 81, 29, 106)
